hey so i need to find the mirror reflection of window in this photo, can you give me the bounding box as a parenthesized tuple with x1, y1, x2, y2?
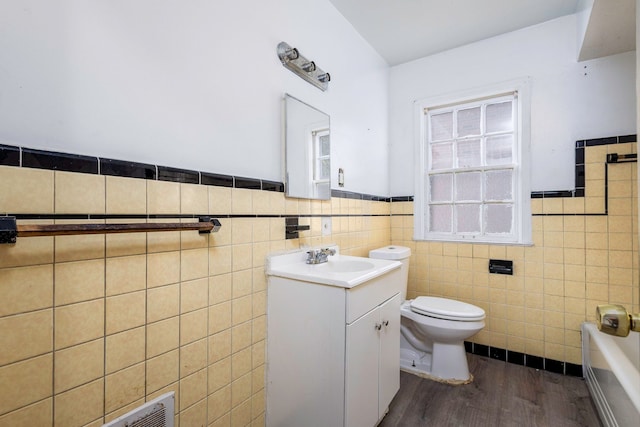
(313, 129, 330, 197)
(284, 94, 330, 200)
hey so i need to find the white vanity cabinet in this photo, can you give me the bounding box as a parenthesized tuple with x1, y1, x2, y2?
(266, 254, 401, 427)
(345, 293, 400, 427)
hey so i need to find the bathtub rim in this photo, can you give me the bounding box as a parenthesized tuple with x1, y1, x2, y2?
(582, 322, 640, 417)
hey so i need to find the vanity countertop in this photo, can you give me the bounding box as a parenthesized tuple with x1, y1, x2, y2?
(266, 249, 401, 288)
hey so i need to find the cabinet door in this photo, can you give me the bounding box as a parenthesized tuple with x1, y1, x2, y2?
(378, 293, 401, 418)
(345, 307, 379, 427)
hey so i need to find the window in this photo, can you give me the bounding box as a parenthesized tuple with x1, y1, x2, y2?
(313, 129, 330, 183)
(312, 128, 330, 198)
(414, 80, 531, 244)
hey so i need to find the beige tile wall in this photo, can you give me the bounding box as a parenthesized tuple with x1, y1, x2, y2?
(1, 140, 636, 425)
(0, 165, 390, 427)
(392, 141, 639, 365)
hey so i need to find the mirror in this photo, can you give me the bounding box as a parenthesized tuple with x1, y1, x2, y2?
(284, 94, 330, 199)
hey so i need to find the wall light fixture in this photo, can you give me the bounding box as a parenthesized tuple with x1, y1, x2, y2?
(277, 41, 330, 91)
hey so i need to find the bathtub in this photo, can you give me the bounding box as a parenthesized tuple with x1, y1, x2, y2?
(582, 322, 640, 427)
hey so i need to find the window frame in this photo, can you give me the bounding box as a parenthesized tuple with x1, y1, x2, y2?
(312, 128, 330, 183)
(311, 127, 330, 197)
(413, 79, 532, 244)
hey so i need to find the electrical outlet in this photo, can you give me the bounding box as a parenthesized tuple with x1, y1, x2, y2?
(321, 217, 332, 236)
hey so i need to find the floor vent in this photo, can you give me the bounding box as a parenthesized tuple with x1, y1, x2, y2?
(103, 392, 174, 427)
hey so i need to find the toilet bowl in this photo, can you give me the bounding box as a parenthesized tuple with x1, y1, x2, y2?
(369, 246, 485, 383)
(400, 297, 485, 382)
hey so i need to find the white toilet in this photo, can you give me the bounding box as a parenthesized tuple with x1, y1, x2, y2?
(369, 246, 485, 383)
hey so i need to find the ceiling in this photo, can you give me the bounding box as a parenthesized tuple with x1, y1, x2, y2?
(328, 0, 582, 65)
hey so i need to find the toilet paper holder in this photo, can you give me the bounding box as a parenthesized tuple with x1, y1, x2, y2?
(489, 259, 513, 275)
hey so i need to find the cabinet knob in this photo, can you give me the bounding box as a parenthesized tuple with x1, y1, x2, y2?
(375, 323, 382, 331)
(383, 320, 389, 327)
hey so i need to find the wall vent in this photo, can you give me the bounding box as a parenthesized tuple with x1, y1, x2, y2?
(102, 392, 174, 427)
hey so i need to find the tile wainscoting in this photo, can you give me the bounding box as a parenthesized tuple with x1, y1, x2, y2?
(0, 136, 637, 425)
(0, 143, 393, 426)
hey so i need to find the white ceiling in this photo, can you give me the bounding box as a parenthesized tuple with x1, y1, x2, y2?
(328, 0, 582, 65)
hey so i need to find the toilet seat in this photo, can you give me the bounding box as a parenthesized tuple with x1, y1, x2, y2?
(410, 296, 485, 321)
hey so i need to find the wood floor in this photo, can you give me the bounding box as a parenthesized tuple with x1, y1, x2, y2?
(378, 354, 602, 427)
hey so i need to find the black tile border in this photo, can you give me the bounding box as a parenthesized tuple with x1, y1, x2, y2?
(0, 144, 20, 166)
(565, 362, 583, 377)
(22, 147, 98, 174)
(532, 134, 636, 218)
(0, 143, 415, 202)
(489, 347, 506, 361)
(575, 164, 585, 187)
(201, 172, 234, 188)
(329, 191, 414, 203)
(157, 166, 199, 184)
(618, 134, 637, 143)
(331, 189, 389, 202)
(2, 134, 633, 204)
(100, 158, 156, 180)
(390, 196, 414, 202)
(234, 177, 262, 190)
(531, 134, 636, 200)
(506, 350, 525, 366)
(575, 146, 585, 165)
(526, 354, 544, 370)
(472, 343, 489, 358)
(544, 358, 565, 375)
(262, 180, 285, 192)
(465, 341, 582, 377)
(530, 191, 574, 199)
(584, 136, 617, 146)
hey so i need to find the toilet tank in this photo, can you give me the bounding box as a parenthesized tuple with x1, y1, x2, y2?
(369, 246, 411, 302)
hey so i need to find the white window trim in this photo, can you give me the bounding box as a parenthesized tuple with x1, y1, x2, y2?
(413, 78, 532, 245)
(312, 128, 330, 183)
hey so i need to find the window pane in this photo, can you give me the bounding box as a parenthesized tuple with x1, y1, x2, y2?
(457, 106, 481, 137)
(455, 172, 481, 201)
(457, 139, 481, 168)
(485, 204, 513, 234)
(429, 174, 453, 202)
(486, 135, 513, 165)
(320, 159, 330, 179)
(485, 169, 513, 201)
(456, 204, 481, 233)
(486, 101, 513, 133)
(429, 205, 452, 232)
(430, 143, 453, 170)
(430, 112, 453, 141)
(319, 134, 330, 156)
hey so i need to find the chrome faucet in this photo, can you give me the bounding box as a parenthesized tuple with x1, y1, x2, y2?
(306, 248, 336, 264)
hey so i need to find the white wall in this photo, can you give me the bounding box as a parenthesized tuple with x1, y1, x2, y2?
(388, 14, 636, 195)
(0, 0, 390, 196)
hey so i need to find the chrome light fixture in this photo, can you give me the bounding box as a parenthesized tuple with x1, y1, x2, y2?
(277, 41, 330, 91)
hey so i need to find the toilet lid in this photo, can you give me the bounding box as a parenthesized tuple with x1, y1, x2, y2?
(410, 296, 485, 321)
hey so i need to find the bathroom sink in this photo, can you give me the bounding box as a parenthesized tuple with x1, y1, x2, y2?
(266, 248, 400, 288)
